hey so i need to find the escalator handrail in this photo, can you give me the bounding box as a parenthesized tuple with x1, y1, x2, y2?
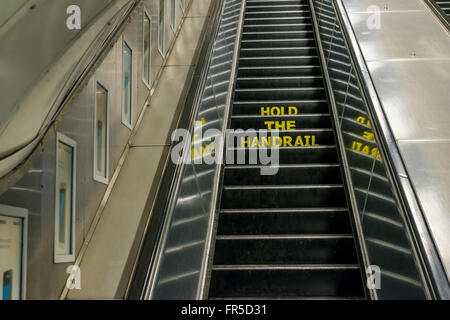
(332, 0, 450, 299)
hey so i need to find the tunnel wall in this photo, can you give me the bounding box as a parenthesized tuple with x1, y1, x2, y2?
(0, 0, 192, 299)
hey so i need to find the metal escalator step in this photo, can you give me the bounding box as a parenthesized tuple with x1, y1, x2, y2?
(239, 56, 319, 66)
(244, 16, 311, 25)
(232, 100, 329, 114)
(226, 145, 338, 164)
(217, 208, 351, 235)
(209, 267, 365, 298)
(238, 65, 322, 77)
(228, 129, 335, 146)
(230, 114, 331, 129)
(246, 5, 309, 13)
(236, 75, 322, 88)
(242, 30, 315, 40)
(223, 164, 342, 185)
(246, 0, 310, 5)
(243, 23, 313, 33)
(235, 87, 326, 100)
(212, 234, 358, 265)
(239, 46, 317, 57)
(241, 38, 316, 49)
(220, 185, 347, 209)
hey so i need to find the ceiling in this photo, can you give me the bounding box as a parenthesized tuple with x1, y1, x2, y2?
(0, 0, 115, 150)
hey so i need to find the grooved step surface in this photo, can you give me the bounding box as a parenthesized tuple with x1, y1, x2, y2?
(208, 0, 365, 300)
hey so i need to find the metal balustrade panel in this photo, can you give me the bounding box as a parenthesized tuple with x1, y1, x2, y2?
(311, 0, 430, 299)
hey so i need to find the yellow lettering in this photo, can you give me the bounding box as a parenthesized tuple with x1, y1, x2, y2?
(241, 137, 250, 148)
(363, 131, 374, 140)
(261, 136, 270, 148)
(287, 121, 295, 130)
(272, 136, 282, 147)
(356, 116, 366, 124)
(289, 106, 298, 115)
(304, 136, 311, 147)
(283, 136, 293, 147)
(294, 136, 304, 147)
(251, 137, 259, 148)
(264, 121, 274, 130)
(371, 147, 378, 158)
(312, 135, 318, 146)
(274, 121, 285, 130)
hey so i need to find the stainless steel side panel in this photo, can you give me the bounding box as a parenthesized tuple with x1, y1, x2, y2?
(341, 0, 450, 292)
(367, 60, 450, 141)
(347, 11, 450, 61)
(343, 0, 427, 12)
(399, 140, 450, 283)
(312, 0, 433, 299)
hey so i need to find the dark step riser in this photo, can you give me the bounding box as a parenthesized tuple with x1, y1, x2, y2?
(209, 269, 365, 298)
(231, 115, 331, 130)
(239, 57, 319, 67)
(238, 66, 322, 77)
(235, 89, 326, 101)
(232, 101, 330, 115)
(241, 39, 316, 49)
(213, 238, 358, 265)
(225, 147, 338, 164)
(236, 77, 323, 88)
(223, 166, 342, 185)
(244, 17, 311, 25)
(243, 24, 313, 33)
(221, 187, 347, 209)
(217, 210, 352, 235)
(228, 130, 335, 147)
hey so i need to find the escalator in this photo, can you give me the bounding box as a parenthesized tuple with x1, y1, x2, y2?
(435, 0, 450, 17)
(207, 0, 366, 299)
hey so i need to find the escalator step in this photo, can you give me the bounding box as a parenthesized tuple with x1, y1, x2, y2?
(235, 87, 326, 100)
(217, 208, 352, 235)
(223, 164, 342, 185)
(238, 65, 322, 77)
(232, 100, 330, 115)
(230, 114, 331, 129)
(236, 76, 322, 88)
(241, 38, 316, 49)
(220, 185, 347, 209)
(209, 267, 365, 298)
(213, 235, 358, 265)
(239, 56, 319, 66)
(226, 146, 339, 164)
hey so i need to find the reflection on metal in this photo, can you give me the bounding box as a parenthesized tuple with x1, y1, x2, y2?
(337, 0, 450, 299)
(311, 0, 434, 299)
(143, 0, 244, 300)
